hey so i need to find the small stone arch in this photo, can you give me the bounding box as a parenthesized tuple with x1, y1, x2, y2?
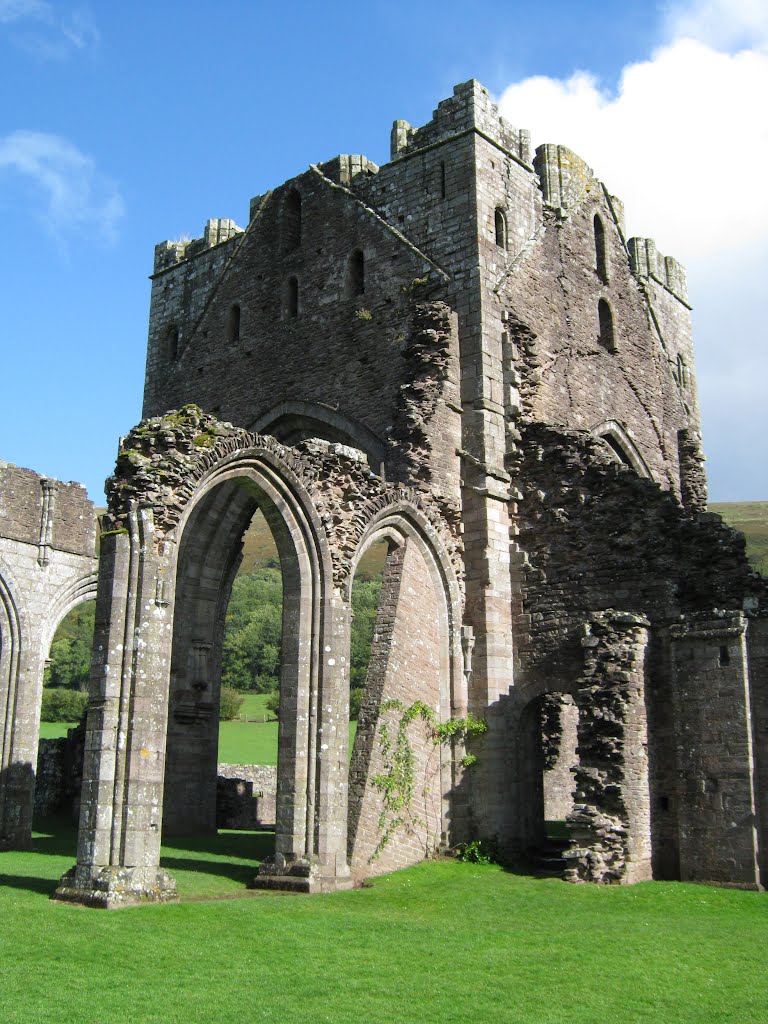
(251, 400, 387, 470)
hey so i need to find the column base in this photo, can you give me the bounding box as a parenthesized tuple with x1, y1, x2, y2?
(53, 864, 178, 908)
(252, 857, 354, 894)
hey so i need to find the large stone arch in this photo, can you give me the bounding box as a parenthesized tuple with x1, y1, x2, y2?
(55, 407, 463, 905)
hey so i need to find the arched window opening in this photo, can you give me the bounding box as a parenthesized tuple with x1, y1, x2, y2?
(494, 207, 507, 249)
(283, 188, 302, 251)
(597, 298, 616, 351)
(227, 304, 241, 344)
(602, 433, 634, 468)
(285, 276, 299, 319)
(165, 325, 180, 361)
(594, 214, 608, 283)
(347, 249, 365, 297)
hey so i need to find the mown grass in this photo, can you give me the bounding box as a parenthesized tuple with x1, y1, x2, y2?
(1, 822, 766, 1024)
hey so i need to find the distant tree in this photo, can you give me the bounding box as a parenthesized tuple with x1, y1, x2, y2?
(44, 601, 95, 690)
(350, 576, 382, 689)
(221, 567, 283, 691)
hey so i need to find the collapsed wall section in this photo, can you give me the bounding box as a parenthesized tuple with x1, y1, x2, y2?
(508, 422, 766, 887)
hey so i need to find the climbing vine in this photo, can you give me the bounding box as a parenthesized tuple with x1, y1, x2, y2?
(371, 699, 487, 860)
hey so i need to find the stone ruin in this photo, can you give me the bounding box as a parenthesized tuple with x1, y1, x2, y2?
(0, 80, 765, 904)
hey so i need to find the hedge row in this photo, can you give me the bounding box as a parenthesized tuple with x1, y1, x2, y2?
(41, 688, 89, 722)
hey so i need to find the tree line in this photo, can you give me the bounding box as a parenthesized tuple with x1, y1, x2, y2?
(44, 559, 383, 719)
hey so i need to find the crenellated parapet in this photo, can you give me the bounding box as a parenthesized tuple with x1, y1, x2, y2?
(628, 236, 688, 304)
(390, 79, 532, 166)
(153, 217, 244, 273)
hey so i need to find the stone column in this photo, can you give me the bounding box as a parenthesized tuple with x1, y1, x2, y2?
(669, 611, 761, 890)
(565, 611, 653, 884)
(54, 510, 178, 907)
(256, 587, 353, 893)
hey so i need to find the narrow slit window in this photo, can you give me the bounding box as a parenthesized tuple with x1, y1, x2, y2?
(283, 189, 302, 251)
(440, 161, 446, 199)
(227, 303, 241, 343)
(676, 353, 688, 387)
(165, 325, 179, 362)
(347, 249, 365, 296)
(494, 207, 507, 249)
(594, 214, 608, 283)
(285, 276, 299, 318)
(719, 645, 730, 667)
(598, 298, 616, 351)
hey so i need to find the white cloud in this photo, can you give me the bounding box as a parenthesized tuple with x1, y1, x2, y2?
(0, 131, 124, 243)
(0, 1, 98, 57)
(495, 1, 768, 500)
(663, 0, 768, 52)
(498, 41, 768, 260)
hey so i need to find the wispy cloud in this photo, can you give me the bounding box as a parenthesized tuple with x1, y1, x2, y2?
(0, 131, 124, 243)
(0, 1, 99, 58)
(495, 0, 768, 499)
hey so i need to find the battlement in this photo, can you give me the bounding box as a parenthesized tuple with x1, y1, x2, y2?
(628, 237, 688, 304)
(534, 143, 599, 212)
(390, 79, 531, 166)
(153, 217, 244, 274)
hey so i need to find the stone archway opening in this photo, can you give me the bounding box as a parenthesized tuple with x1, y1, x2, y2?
(346, 522, 459, 879)
(162, 473, 308, 884)
(514, 692, 579, 875)
(33, 598, 95, 830)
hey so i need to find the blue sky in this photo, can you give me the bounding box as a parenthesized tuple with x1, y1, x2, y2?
(1, 0, 766, 502)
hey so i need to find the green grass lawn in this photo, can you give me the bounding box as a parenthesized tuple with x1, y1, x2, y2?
(1, 823, 766, 1024)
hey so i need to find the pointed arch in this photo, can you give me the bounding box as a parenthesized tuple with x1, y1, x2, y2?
(592, 420, 651, 478)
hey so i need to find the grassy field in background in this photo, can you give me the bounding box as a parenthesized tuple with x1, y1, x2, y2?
(1, 826, 766, 1024)
(40, 694, 354, 767)
(710, 501, 768, 575)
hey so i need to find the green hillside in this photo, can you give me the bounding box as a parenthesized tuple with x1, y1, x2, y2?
(709, 502, 768, 576)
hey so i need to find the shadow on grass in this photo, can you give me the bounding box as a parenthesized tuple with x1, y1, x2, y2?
(0, 873, 61, 897)
(160, 829, 275, 887)
(0, 823, 276, 899)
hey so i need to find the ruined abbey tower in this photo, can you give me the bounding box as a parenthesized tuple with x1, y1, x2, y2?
(2, 81, 764, 903)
